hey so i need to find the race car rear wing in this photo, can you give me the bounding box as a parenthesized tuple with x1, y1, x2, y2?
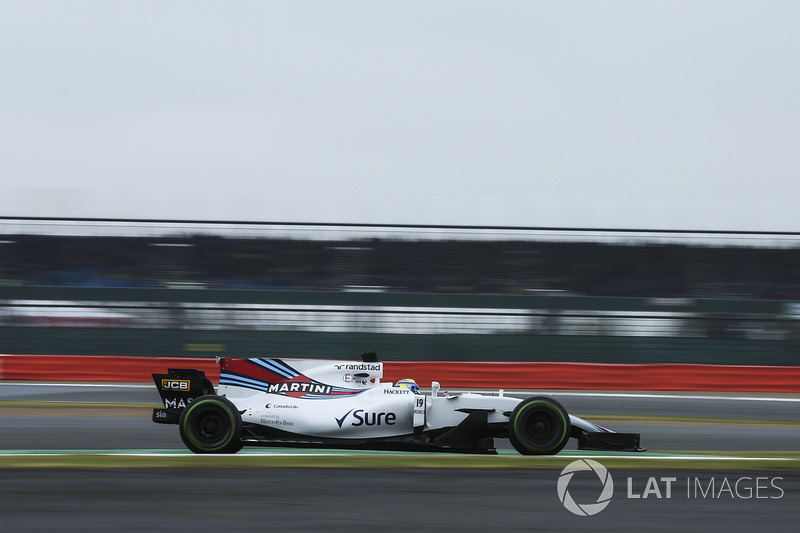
(152, 368, 215, 424)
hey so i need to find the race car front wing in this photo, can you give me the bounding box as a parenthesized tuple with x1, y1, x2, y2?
(578, 431, 644, 452)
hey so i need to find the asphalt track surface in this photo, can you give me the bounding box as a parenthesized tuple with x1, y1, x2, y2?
(0, 467, 797, 532)
(1, 383, 798, 532)
(2, 383, 799, 452)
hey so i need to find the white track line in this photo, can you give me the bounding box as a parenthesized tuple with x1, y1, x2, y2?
(0, 451, 795, 461)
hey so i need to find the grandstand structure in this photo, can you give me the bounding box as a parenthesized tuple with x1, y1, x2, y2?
(2, 217, 800, 299)
(1, 217, 799, 363)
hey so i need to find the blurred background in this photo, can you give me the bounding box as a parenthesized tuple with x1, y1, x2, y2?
(3, 3, 800, 367)
(1, 6, 797, 531)
(2, 217, 798, 364)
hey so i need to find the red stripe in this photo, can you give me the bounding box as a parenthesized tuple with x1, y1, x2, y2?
(1, 355, 798, 392)
(221, 358, 288, 383)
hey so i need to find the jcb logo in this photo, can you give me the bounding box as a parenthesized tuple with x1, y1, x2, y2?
(161, 379, 190, 390)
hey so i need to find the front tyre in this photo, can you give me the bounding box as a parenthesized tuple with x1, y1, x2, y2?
(508, 396, 571, 455)
(179, 395, 243, 454)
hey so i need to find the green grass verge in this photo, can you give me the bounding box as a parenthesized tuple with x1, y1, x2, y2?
(1, 451, 798, 470)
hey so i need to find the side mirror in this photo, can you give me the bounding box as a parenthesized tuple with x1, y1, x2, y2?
(431, 381, 440, 398)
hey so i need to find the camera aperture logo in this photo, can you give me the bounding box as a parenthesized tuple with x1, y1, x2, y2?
(557, 459, 614, 516)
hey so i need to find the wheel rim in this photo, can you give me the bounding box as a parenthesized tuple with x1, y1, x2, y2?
(197, 411, 226, 442)
(522, 409, 559, 445)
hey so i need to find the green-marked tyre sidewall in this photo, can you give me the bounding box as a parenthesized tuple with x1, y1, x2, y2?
(509, 397, 570, 455)
(179, 396, 242, 454)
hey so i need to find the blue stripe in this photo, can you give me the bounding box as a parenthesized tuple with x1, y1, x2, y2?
(220, 374, 271, 392)
(220, 371, 269, 387)
(220, 382, 270, 394)
(302, 391, 366, 399)
(219, 376, 266, 389)
(250, 358, 296, 380)
(268, 358, 301, 376)
(329, 386, 364, 392)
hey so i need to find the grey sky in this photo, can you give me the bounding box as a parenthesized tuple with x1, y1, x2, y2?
(2, 1, 799, 231)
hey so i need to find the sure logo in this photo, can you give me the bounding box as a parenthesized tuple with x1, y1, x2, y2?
(161, 379, 190, 390)
(335, 409, 396, 428)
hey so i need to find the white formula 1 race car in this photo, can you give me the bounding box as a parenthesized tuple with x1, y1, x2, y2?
(152, 352, 643, 455)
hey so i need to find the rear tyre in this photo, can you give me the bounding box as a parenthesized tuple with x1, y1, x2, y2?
(508, 396, 571, 455)
(179, 395, 243, 454)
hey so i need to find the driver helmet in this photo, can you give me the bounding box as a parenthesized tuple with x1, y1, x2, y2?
(396, 378, 420, 394)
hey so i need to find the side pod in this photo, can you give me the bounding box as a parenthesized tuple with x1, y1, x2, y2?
(152, 369, 215, 425)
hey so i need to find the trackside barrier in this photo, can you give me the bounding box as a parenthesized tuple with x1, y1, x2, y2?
(1, 355, 799, 392)
(0, 355, 221, 383)
(383, 362, 800, 393)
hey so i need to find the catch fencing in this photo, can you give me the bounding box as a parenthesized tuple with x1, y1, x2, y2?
(1, 287, 798, 364)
